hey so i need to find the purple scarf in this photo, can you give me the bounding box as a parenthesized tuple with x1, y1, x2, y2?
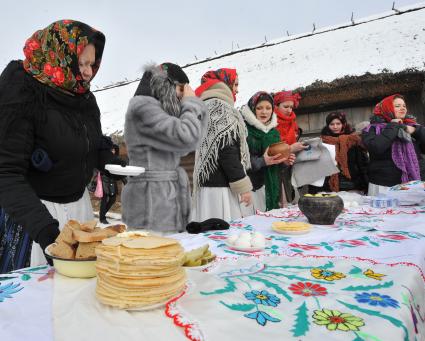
(365, 123, 420, 182)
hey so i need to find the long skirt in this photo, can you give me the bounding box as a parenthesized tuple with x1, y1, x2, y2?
(0, 208, 32, 273)
(191, 187, 254, 222)
(252, 186, 266, 212)
(30, 189, 94, 266)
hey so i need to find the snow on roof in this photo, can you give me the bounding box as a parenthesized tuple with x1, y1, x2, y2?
(96, 4, 425, 135)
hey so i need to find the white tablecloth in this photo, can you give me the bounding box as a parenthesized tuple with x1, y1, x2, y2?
(1, 205, 424, 341)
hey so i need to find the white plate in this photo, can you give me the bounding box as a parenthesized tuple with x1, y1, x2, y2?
(105, 164, 145, 176)
(184, 261, 215, 271)
(226, 242, 266, 253)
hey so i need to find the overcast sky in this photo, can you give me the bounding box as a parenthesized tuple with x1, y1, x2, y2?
(0, 0, 421, 88)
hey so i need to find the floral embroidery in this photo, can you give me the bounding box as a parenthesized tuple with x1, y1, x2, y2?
(244, 290, 281, 307)
(288, 282, 327, 297)
(0, 282, 23, 302)
(244, 310, 281, 326)
(288, 243, 320, 251)
(377, 234, 408, 240)
(363, 269, 386, 281)
(313, 309, 365, 331)
(355, 292, 400, 308)
(311, 268, 346, 281)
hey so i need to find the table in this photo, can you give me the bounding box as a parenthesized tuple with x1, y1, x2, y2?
(1, 205, 425, 340)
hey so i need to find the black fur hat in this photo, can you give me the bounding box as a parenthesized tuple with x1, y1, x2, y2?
(160, 63, 189, 84)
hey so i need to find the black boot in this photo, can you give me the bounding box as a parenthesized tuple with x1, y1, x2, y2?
(100, 218, 109, 224)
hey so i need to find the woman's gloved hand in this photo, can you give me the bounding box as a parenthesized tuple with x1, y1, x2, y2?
(37, 223, 60, 265)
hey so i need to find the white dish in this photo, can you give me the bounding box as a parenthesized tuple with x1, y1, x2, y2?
(226, 242, 266, 253)
(105, 164, 145, 176)
(184, 262, 214, 271)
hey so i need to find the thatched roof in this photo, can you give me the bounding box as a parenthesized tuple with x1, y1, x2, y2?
(295, 69, 425, 113)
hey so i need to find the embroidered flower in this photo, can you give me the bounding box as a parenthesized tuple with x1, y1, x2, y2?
(244, 290, 281, 307)
(363, 269, 385, 281)
(288, 243, 320, 251)
(0, 282, 23, 302)
(336, 239, 366, 246)
(244, 310, 280, 326)
(355, 292, 399, 308)
(311, 268, 346, 281)
(288, 282, 327, 297)
(377, 234, 408, 240)
(313, 309, 365, 331)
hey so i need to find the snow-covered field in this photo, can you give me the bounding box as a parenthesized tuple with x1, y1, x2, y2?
(95, 3, 425, 135)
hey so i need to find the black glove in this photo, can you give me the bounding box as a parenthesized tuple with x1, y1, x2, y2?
(186, 218, 230, 234)
(37, 223, 60, 265)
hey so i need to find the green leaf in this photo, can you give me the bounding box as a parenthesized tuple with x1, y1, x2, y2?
(200, 278, 237, 296)
(338, 300, 409, 341)
(21, 274, 31, 281)
(248, 275, 292, 302)
(219, 301, 255, 312)
(25, 266, 48, 272)
(290, 302, 310, 337)
(356, 331, 383, 341)
(341, 281, 394, 291)
(349, 266, 363, 275)
(0, 276, 18, 281)
(369, 241, 380, 247)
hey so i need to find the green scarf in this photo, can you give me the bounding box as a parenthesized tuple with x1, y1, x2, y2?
(246, 123, 281, 210)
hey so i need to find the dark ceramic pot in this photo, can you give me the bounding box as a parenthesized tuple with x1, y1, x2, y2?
(298, 195, 344, 225)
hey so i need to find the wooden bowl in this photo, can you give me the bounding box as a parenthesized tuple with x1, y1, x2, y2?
(268, 142, 290, 158)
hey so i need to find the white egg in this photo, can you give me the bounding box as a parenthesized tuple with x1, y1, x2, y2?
(251, 237, 266, 248)
(227, 235, 238, 245)
(235, 238, 252, 248)
(238, 232, 252, 240)
(252, 232, 264, 238)
(351, 201, 359, 207)
(344, 201, 351, 208)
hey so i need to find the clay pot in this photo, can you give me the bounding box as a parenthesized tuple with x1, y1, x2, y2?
(268, 142, 290, 158)
(298, 194, 344, 225)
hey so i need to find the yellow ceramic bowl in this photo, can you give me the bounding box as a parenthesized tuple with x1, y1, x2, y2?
(45, 244, 96, 278)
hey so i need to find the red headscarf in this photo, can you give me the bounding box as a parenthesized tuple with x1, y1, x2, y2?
(195, 68, 237, 100)
(273, 90, 301, 145)
(373, 94, 416, 125)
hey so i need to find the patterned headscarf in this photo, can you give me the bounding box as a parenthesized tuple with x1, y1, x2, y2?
(195, 68, 237, 100)
(23, 20, 105, 94)
(273, 90, 301, 108)
(247, 91, 274, 114)
(373, 94, 416, 125)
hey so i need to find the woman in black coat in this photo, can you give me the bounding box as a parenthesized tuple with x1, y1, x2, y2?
(362, 94, 425, 195)
(0, 20, 121, 271)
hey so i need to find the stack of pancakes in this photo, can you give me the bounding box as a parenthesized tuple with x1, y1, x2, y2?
(272, 221, 311, 234)
(95, 233, 186, 309)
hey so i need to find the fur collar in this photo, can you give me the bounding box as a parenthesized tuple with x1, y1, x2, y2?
(134, 63, 181, 116)
(240, 105, 277, 133)
(200, 82, 234, 106)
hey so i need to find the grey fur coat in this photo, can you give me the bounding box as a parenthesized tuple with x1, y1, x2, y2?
(122, 69, 207, 232)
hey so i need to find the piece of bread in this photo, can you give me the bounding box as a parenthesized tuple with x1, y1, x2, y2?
(73, 225, 126, 243)
(80, 220, 97, 232)
(76, 241, 100, 259)
(55, 220, 81, 245)
(49, 241, 76, 259)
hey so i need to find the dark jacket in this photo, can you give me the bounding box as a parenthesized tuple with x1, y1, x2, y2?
(0, 61, 117, 243)
(362, 122, 425, 186)
(202, 137, 247, 187)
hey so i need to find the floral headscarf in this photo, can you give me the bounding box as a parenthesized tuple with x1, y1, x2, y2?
(372, 94, 416, 125)
(195, 68, 237, 100)
(23, 19, 105, 94)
